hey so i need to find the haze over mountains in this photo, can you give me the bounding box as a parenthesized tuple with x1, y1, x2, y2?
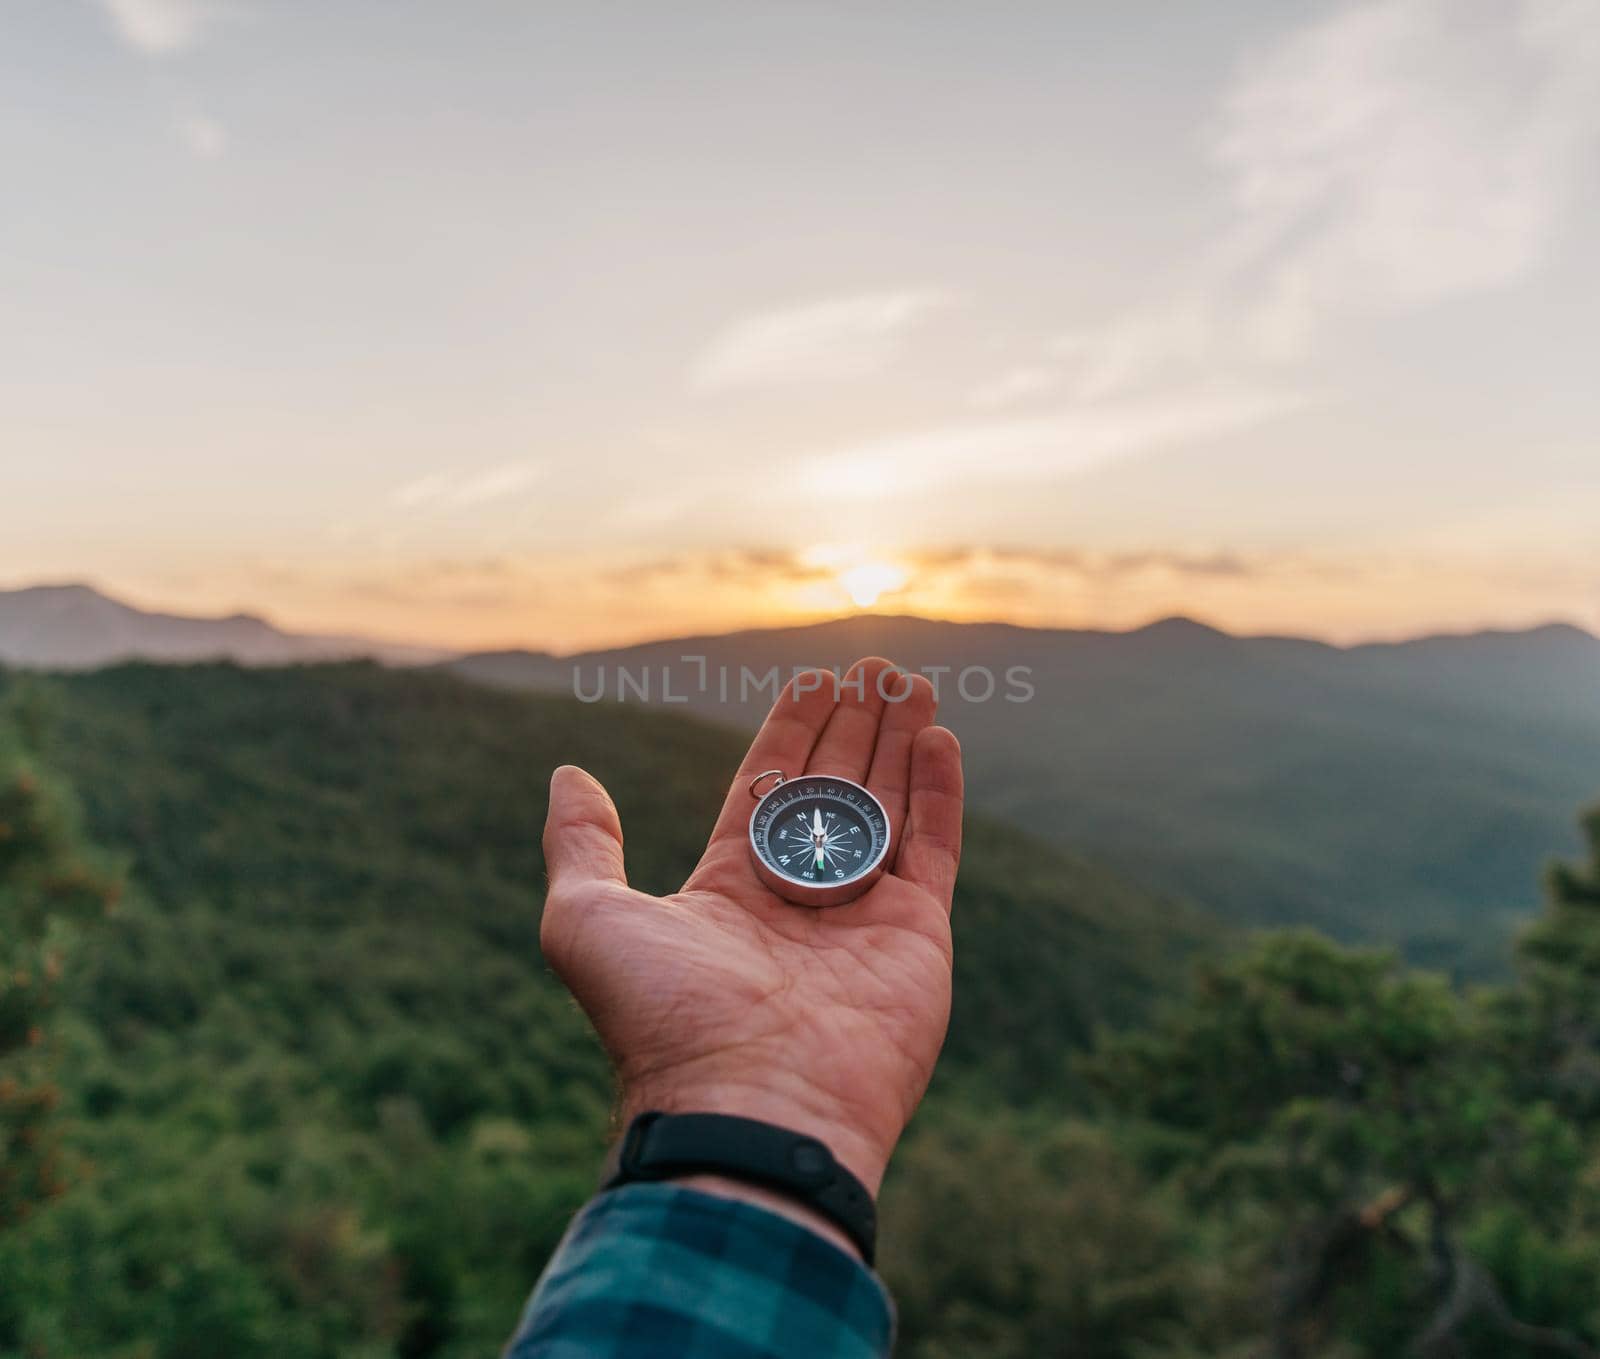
(451, 614, 1600, 973)
(4, 582, 1597, 972)
(0, 583, 449, 668)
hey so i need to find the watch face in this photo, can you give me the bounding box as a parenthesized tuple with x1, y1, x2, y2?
(750, 775, 890, 893)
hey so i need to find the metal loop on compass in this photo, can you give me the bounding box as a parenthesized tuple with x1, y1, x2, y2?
(748, 769, 787, 799)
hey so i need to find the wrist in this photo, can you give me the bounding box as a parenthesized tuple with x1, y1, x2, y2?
(669, 1174, 864, 1260)
(617, 1076, 894, 1196)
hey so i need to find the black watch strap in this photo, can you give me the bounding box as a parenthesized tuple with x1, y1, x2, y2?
(602, 1111, 878, 1265)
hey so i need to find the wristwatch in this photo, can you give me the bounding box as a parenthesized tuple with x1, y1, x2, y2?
(602, 1110, 878, 1265)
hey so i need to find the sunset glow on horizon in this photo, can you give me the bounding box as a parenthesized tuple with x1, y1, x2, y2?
(16, 535, 1592, 658)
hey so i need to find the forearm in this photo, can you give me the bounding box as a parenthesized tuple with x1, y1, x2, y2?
(504, 1182, 894, 1358)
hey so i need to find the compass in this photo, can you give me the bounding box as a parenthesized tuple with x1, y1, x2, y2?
(747, 769, 891, 907)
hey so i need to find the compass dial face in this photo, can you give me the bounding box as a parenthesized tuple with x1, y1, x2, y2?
(750, 775, 890, 891)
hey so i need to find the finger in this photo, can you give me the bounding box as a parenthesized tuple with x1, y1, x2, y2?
(805, 657, 897, 782)
(543, 764, 627, 897)
(866, 671, 936, 853)
(703, 669, 839, 848)
(894, 726, 963, 909)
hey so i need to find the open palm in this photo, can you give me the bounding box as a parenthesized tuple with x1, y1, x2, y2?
(540, 657, 963, 1192)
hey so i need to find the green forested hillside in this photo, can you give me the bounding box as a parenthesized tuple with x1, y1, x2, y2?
(0, 662, 1212, 1356)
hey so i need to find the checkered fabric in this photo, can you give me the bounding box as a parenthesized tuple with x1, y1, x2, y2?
(504, 1183, 895, 1358)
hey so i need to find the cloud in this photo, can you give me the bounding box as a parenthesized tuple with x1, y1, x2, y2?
(1051, 302, 1216, 402)
(967, 365, 1061, 410)
(391, 474, 454, 509)
(975, 547, 1261, 581)
(792, 386, 1305, 500)
(603, 548, 829, 589)
(1008, 0, 1600, 403)
(99, 0, 224, 55)
(177, 114, 227, 158)
(1208, 0, 1600, 355)
(451, 462, 546, 506)
(691, 288, 953, 392)
(604, 545, 1247, 595)
(390, 462, 545, 510)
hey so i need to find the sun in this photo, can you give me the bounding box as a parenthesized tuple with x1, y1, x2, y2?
(796, 543, 910, 610)
(838, 561, 907, 607)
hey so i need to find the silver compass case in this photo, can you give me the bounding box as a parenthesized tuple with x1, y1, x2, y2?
(747, 770, 891, 908)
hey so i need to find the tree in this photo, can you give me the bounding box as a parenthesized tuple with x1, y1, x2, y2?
(0, 705, 119, 1230)
(1508, 805, 1600, 1119)
(881, 1112, 1199, 1359)
(1086, 930, 1599, 1357)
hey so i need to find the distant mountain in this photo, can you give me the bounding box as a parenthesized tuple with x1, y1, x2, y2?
(449, 613, 1600, 972)
(0, 583, 452, 668)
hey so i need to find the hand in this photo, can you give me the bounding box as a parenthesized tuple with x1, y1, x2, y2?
(540, 657, 962, 1221)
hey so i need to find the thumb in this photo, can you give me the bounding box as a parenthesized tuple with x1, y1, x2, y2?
(543, 765, 627, 896)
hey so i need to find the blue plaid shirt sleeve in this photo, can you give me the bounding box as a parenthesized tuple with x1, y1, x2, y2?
(504, 1183, 896, 1358)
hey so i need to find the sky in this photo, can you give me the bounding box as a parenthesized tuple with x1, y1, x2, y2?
(2, 0, 1598, 651)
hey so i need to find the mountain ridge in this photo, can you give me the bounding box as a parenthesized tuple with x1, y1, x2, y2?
(0, 582, 452, 668)
(463, 609, 1598, 661)
(2, 582, 1593, 670)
